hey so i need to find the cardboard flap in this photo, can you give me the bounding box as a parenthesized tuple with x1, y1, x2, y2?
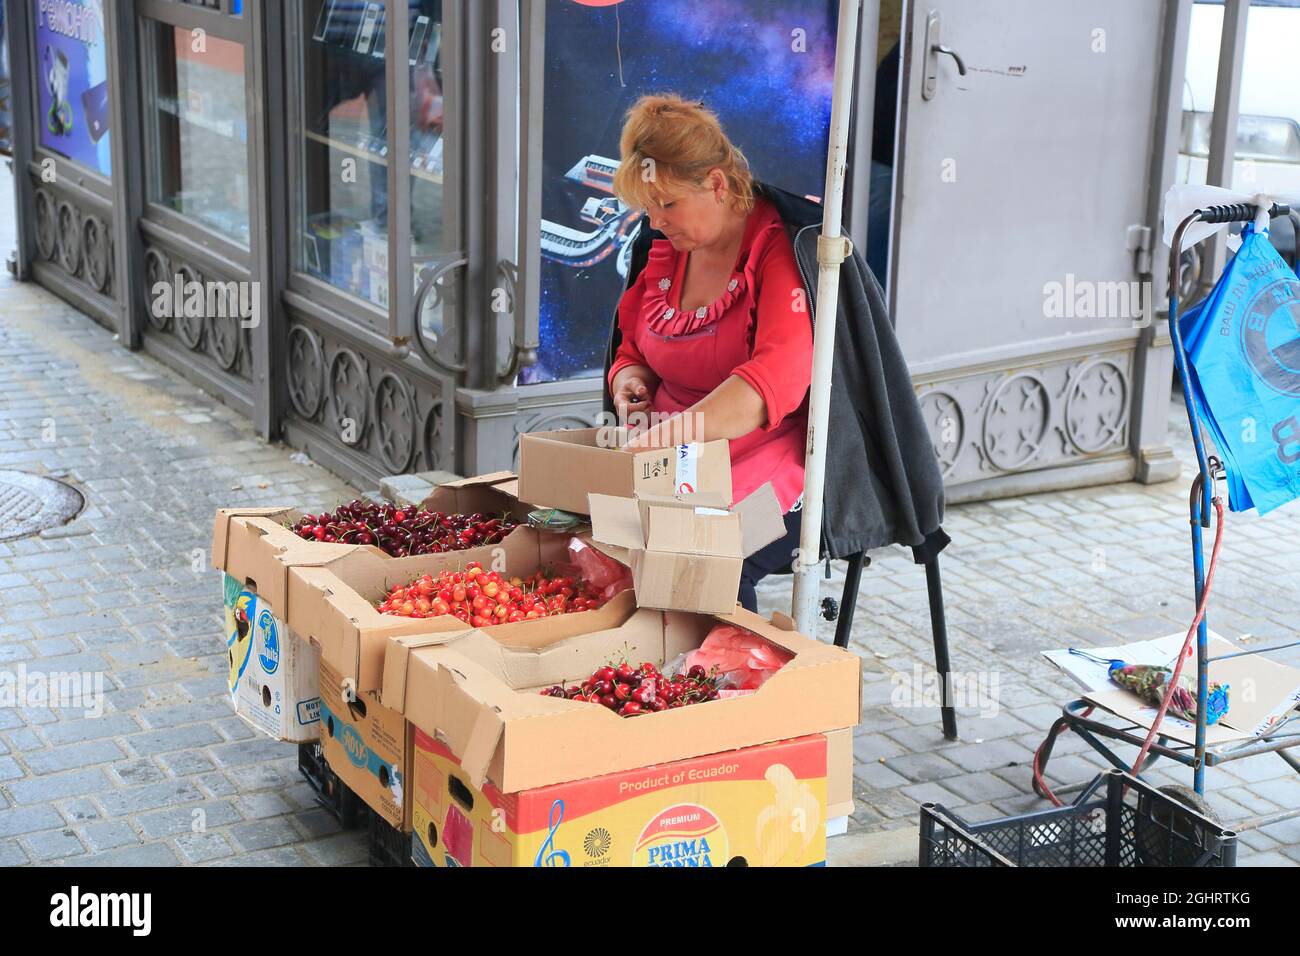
(587, 494, 645, 552)
(644, 505, 742, 557)
(444, 470, 516, 489)
(459, 706, 506, 789)
(733, 482, 787, 557)
(211, 507, 293, 570)
(494, 478, 520, 499)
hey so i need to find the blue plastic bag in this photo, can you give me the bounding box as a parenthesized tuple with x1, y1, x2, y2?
(1178, 223, 1300, 515)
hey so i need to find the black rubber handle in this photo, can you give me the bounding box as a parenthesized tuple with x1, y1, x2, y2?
(1198, 202, 1292, 224)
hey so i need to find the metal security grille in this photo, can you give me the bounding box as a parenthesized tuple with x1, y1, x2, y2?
(0, 471, 85, 541)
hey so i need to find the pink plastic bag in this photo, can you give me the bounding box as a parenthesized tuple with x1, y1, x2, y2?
(566, 536, 633, 603)
(678, 624, 793, 690)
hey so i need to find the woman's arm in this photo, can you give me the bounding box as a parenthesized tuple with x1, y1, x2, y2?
(611, 363, 660, 421)
(624, 375, 765, 447)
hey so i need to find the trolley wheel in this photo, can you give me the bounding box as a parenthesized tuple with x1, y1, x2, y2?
(1156, 784, 1221, 824)
(1138, 784, 1223, 866)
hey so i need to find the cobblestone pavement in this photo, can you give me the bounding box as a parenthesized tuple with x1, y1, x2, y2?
(3, 199, 1300, 869)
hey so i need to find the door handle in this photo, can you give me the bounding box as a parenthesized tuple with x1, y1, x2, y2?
(923, 11, 967, 100)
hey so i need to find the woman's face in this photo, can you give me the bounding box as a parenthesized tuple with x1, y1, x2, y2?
(644, 170, 731, 252)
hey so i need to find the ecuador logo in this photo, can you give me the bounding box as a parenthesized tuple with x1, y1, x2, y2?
(632, 804, 727, 867)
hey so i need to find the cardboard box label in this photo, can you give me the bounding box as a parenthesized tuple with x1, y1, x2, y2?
(410, 729, 827, 867)
(674, 444, 698, 494)
(222, 574, 320, 743)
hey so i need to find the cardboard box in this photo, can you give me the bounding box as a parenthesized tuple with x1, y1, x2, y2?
(287, 525, 638, 697)
(588, 483, 787, 614)
(211, 472, 531, 620)
(410, 727, 827, 867)
(518, 428, 733, 515)
(383, 606, 861, 794)
(318, 656, 411, 829)
(222, 573, 321, 742)
(825, 727, 854, 821)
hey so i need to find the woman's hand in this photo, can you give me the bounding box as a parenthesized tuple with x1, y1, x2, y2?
(624, 375, 767, 449)
(611, 366, 657, 424)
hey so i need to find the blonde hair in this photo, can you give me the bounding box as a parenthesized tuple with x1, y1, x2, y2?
(612, 94, 755, 215)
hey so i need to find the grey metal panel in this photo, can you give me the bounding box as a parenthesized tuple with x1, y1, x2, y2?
(247, 0, 283, 438)
(514, 0, 544, 378)
(385, 0, 413, 343)
(890, 0, 1170, 497)
(846, 0, 881, 256)
(1204, 0, 1250, 286)
(1128, 0, 1193, 486)
(3, 0, 34, 280)
(110, 0, 147, 347)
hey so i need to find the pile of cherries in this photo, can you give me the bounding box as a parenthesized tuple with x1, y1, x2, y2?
(540, 661, 721, 717)
(376, 563, 606, 625)
(288, 498, 517, 558)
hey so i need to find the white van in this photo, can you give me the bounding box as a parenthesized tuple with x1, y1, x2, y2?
(1180, 0, 1300, 195)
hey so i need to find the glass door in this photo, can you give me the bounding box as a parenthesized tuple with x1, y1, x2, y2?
(292, 0, 450, 338)
(147, 25, 250, 247)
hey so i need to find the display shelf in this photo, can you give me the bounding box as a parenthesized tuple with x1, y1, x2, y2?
(303, 129, 444, 184)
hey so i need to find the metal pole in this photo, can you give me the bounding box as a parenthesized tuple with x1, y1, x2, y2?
(792, 0, 862, 637)
(1203, 0, 1250, 289)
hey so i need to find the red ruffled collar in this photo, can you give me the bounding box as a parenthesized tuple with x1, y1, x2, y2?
(642, 199, 784, 336)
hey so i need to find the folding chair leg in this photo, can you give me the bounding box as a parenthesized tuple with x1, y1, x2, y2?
(833, 553, 866, 648)
(924, 556, 959, 741)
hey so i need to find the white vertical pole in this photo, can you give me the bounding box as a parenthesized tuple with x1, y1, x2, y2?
(792, 0, 862, 636)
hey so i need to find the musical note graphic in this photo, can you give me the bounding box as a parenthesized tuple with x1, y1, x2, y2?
(534, 799, 571, 867)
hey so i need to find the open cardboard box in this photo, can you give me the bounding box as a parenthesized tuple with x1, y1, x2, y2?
(318, 656, 410, 829)
(518, 428, 733, 515)
(409, 725, 828, 867)
(383, 606, 861, 794)
(587, 483, 787, 614)
(287, 524, 638, 698)
(211, 472, 530, 617)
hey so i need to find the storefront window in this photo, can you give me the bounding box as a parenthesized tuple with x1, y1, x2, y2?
(148, 26, 250, 246)
(34, 0, 112, 177)
(296, 0, 445, 314)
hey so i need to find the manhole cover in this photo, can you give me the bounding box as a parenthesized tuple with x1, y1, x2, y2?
(0, 471, 85, 541)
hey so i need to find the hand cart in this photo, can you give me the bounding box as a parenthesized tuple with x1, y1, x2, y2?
(1033, 201, 1300, 832)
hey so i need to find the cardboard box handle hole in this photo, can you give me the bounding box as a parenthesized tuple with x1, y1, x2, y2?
(448, 775, 475, 813)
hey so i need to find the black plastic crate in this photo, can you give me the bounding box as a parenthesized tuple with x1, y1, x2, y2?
(298, 741, 366, 830)
(919, 770, 1237, 867)
(367, 810, 415, 868)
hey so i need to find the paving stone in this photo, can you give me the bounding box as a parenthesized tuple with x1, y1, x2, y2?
(24, 739, 127, 775)
(174, 831, 235, 863)
(125, 723, 224, 756)
(299, 832, 369, 866)
(77, 843, 181, 867)
(228, 818, 304, 852)
(58, 797, 101, 823)
(6, 768, 110, 804)
(881, 751, 964, 784)
(138, 800, 242, 838)
(98, 780, 205, 817)
(81, 820, 142, 852)
(0, 804, 65, 838)
(24, 827, 87, 861)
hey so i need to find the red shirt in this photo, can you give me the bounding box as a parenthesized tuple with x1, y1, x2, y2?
(609, 196, 813, 510)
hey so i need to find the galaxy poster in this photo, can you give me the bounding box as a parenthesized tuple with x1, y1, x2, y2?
(35, 0, 111, 177)
(529, 0, 837, 385)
